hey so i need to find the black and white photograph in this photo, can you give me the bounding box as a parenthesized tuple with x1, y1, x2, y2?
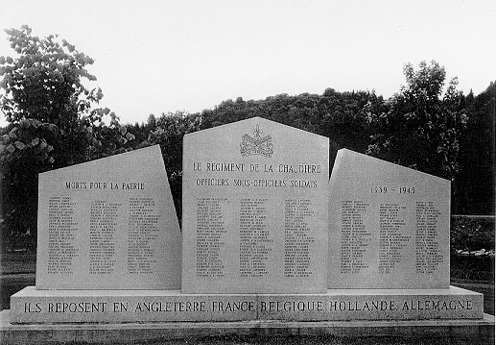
(0, 1, 494, 344)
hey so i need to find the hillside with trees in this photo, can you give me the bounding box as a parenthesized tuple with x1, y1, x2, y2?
(126, 73, 494, 218)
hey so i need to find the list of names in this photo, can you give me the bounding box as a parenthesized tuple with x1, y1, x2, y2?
(47, 196, 79, 274)
(239, 198, 272, 277)
(378, 203, 410, 274)
(127, 197, 160, 274)
(89, 200, 120, 274)
(284, 199, 315, 278)
(415, 201, 443, 273)
(196, 198, 227, 277)
(340, 200, 371, 274)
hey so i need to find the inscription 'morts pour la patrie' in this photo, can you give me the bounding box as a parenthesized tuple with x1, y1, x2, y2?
(182, 117, 329, 294)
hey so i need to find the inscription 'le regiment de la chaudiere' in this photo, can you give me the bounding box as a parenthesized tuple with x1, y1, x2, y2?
(192, 162, 322, 188)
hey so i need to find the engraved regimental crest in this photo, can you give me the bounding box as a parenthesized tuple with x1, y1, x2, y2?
(240, 124, 274, 157)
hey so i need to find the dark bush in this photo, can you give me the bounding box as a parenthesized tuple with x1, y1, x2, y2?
(451, 216, 495, 251)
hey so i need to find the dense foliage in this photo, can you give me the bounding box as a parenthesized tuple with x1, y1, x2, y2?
(126, 72, 493, 218)
(455, 82, 496, 215)
(0, 27, 494, 251)
(0, 26, 132, 250)
(367, 61, 468, 181)
(450, 215, 495, 281)
(451, 216, 495, 252)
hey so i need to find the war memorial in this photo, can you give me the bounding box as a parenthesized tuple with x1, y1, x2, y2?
(0, 117, 493, 343)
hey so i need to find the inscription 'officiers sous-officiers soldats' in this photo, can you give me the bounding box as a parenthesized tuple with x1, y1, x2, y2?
(193, 163, 322, 188)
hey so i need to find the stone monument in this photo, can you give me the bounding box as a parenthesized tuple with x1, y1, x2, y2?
(36, 144, 182, 289)
(328, 149, 450, 289)
(181, 117, 330, 293)
(6, 119, 487, 335)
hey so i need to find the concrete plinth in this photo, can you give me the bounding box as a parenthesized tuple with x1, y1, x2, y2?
(11, 286, 483, 323)
(1, 310, 494, 344)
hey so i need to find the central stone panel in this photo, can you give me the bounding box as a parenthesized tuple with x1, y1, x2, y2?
(182, 117, 329, 294)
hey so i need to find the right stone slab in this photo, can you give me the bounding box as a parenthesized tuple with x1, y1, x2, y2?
(328, 149, 450, 289)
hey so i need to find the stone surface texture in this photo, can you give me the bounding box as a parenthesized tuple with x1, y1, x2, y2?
(182, 117, 329, 294)
(328, 149, 450, 289)
(36, 145, 182, 289)
(10, 286, 483, 324)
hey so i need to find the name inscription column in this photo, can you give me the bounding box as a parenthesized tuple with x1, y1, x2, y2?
(284, 199, 315, 278)
(378, 203, 410, 274)
(239, 198, 272, 278)
(340, 200, 371, 274)
(415, 201, 443, 273)
(127, 197, 160, 274)
(48, 196, 79, 274)
(89, 200, 120, 275)
(196, 197, 227, 277)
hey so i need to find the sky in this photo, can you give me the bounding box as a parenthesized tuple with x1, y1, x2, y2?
(0, 0, 495, 126)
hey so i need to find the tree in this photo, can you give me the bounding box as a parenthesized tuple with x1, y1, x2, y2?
(454, 81, 495, 214)
(367, 61, 468, 182)
(0, 26, 131, 251)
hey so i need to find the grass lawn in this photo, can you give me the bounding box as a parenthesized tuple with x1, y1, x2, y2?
(0, 252, 36, 275)
(0, 252, 36, 310)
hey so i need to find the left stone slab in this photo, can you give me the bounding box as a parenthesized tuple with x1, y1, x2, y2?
(36, 145, 182, 289)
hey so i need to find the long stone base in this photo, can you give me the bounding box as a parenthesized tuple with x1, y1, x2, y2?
(1, 310, 494, 344)
(11, 286, 483, 323)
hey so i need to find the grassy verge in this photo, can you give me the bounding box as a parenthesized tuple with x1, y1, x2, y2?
(1, 252, 36, 275)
